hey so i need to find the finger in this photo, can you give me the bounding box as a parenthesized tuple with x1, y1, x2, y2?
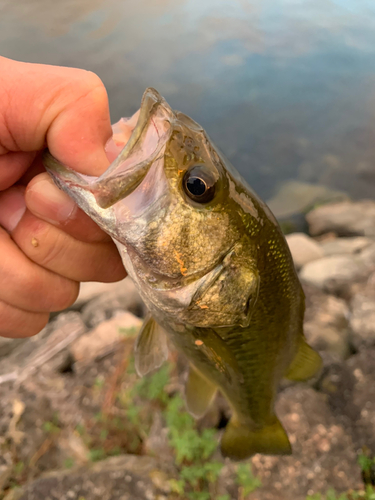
(0, 300, 49, 338)
(0, 151, 35, 190)
(0, 57, 112, 175)
(11, 209, 126, 283)
(0, 227, 79, 312)
(25, 173, 112, 243)
(0, 187, 125, 282)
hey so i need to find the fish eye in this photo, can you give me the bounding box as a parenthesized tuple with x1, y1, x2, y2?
(183, 166, 216, 203)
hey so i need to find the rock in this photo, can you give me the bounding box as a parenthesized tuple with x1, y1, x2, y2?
(320, 237, 372, 256)
(318, 348, 375, 454)
(303, 285, 350, 359)
(299, 255, 367, 295)
(4, 455, 176, 500)
(349, 273, 375, 350)
(0, 337, 26, 360)
(0, 312, 87, 385)
(80, 278, 145, 328)
(0, 464, 12, 492)
(285, 233, 324, 269)
(307, 200, 375, 237)
(70, 312, 142, 366)
(74, 279, 129, 308)
(357, 242, 375, 271)
(267, 181, 348, 220)
(248, 386, 361, 499)
(143, 411, 172, 461)
(304, 290, 350, 359)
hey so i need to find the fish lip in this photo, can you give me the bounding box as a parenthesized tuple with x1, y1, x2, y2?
(43, 87, 173, 207)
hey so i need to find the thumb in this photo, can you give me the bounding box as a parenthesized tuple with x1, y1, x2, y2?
(0, 56, 112, 176)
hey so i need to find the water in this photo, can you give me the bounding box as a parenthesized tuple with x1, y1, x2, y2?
(1, 0, 375, 203)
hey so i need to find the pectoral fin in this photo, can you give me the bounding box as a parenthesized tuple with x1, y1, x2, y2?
(285, 339, 322, 382)
(185, 365, 217, 418)
(221, 416, 292, 460)
(134, 314, 169, 377)
(194, 328, 244, 385)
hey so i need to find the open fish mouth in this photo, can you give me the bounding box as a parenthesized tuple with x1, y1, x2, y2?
(43, 88, 174, 209)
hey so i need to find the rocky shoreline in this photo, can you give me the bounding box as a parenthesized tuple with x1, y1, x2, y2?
(0, 199, 374, 500)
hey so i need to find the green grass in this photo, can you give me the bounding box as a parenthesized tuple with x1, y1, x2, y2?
(236, 463, 262, 495)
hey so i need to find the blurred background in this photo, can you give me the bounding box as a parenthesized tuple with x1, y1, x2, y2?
(1, 0, 375, 208)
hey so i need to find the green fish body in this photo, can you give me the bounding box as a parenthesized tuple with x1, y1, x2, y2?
(43, 88, 321, 460)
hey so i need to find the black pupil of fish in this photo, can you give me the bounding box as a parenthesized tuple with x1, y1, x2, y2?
(187, 177, 206, 196)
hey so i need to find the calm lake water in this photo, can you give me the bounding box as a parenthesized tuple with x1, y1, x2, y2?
(1, 0, 375, 204)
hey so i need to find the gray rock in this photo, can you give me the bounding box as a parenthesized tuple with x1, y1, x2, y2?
(143, 411, 172, 461)
(357, 242, 375, 271)
(0, 312, 87, 385)
(4, 455, 175, 500)
(74, 279, 130, 308)
(0, 337, 26, 360)
(303, 286, 350, 359)
(299, 255, 367, 294)
(70, 312, 142, 367)
(285, 233, 324, 269)
(80, 278, 144, 328)
(267, 181, 348, 220)
(349, 273, 375, 350)
(320, 237, 372, 256)
(318, 348, 375, 453)
(307, 200, 375, 237)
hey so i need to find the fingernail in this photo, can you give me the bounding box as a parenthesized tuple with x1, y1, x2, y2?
(0, 187, 26, 232)
(26, 175, 76, 224)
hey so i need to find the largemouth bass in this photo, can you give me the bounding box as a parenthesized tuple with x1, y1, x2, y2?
(43, 88, 322, 460)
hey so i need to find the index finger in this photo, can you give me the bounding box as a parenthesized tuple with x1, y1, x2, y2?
(0, 56, 112, 176)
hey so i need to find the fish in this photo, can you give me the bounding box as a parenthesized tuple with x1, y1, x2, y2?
(43, 88, 322, 460)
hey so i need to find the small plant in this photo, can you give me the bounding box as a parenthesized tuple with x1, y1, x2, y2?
(305, 485, 375, 500)
(358, 449, 375, 487)
(42, 412, 61, 435)
(162, 393, 227, 499)
(187, 492, 211, 500)
(132, 364, 171, 403)
(236, 463, 262, 496)
(63, 458, 75, 469)
(89, 448, 107, 462)
(13, 462, 24, 476)
(119, 326, 139, 337)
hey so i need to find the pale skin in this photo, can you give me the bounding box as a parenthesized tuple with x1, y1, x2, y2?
(0, 56, 133, 338)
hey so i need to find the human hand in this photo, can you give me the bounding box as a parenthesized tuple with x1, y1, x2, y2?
(0, 57, 129, 338)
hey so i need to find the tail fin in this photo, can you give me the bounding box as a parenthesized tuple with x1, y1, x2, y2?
(220, 416, 292, 460)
